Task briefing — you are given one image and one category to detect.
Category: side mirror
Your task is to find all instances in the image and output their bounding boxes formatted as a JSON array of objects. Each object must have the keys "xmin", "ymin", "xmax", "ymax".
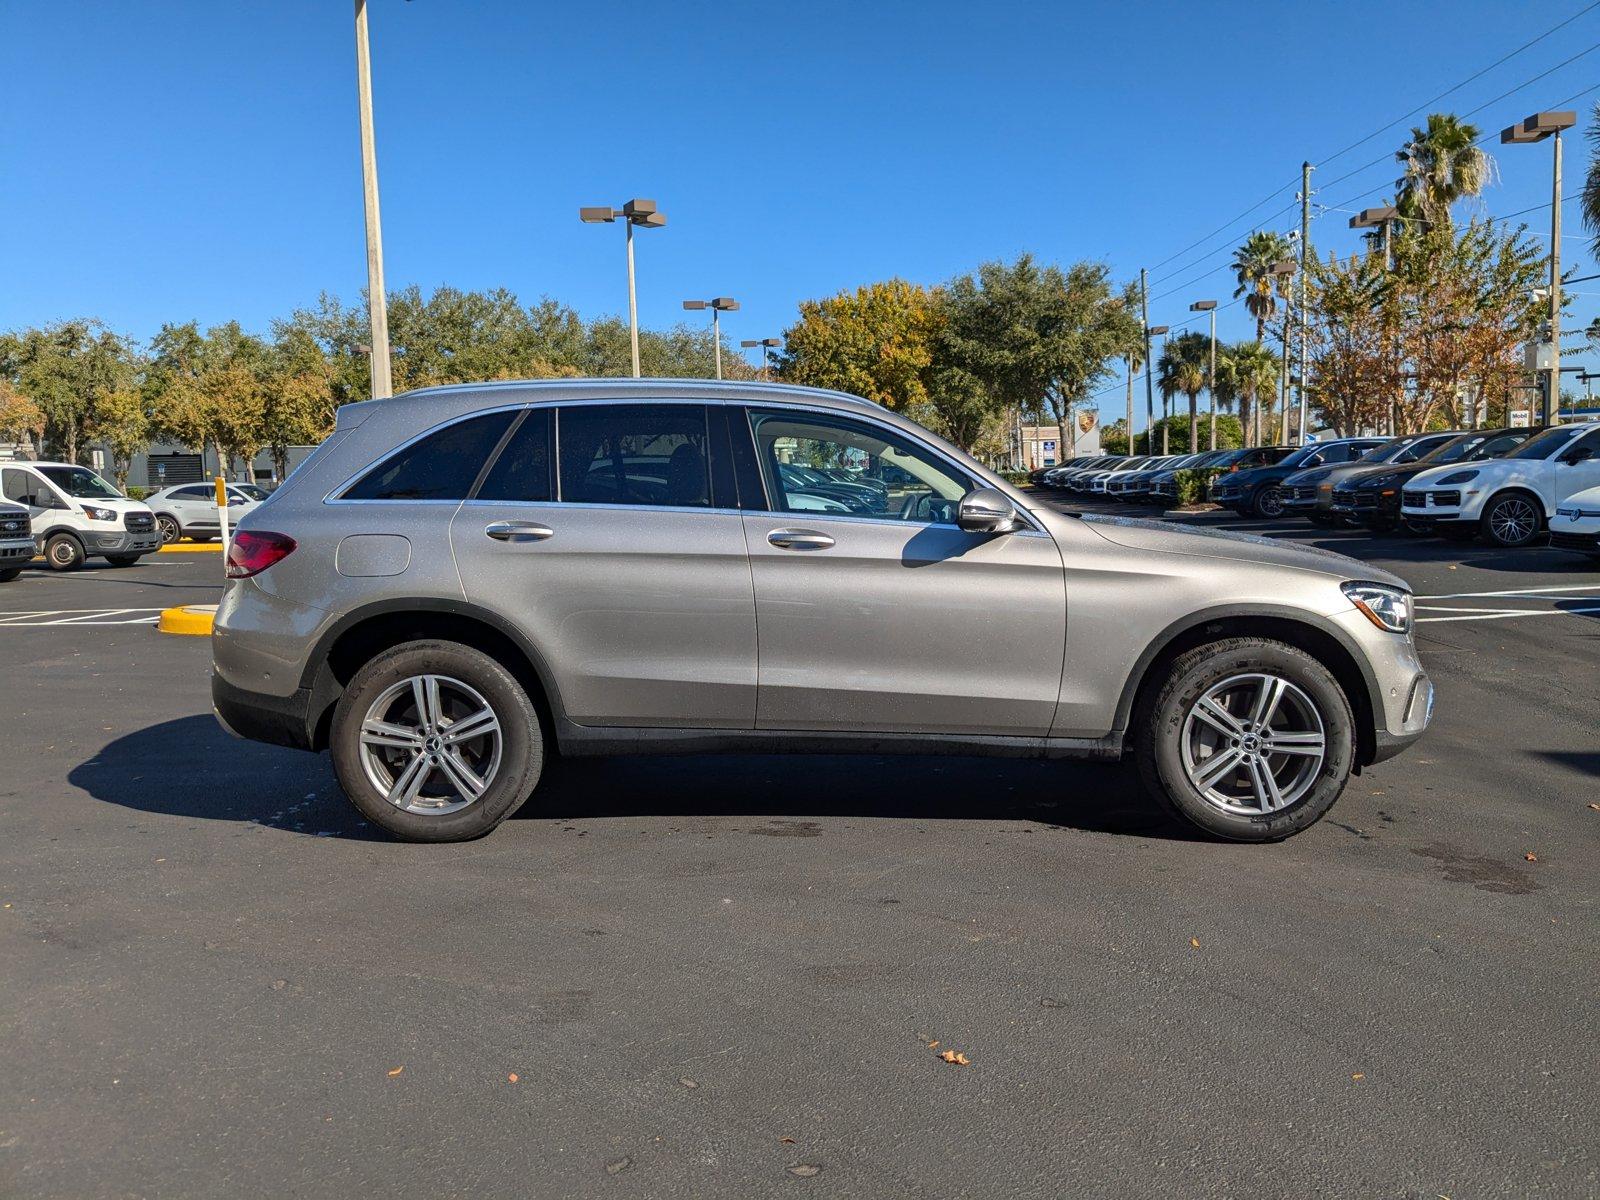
[
  {"xmin": 1560, "ymin": 446, "xmax": 1594, "ymax": 466},
  {"xmin": 957, "ymin": 487, "xmax": 1019, "ymax": 534}
]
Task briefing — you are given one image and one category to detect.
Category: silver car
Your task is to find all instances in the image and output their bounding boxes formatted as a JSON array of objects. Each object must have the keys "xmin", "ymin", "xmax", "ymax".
[{"xmin": 212, "ymin": 380, "xmax": 1432, "ymax": 843}]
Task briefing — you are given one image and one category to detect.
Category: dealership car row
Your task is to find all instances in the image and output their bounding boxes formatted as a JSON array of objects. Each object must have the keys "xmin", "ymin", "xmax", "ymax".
[{"xmin": 1034, "ymin": 419, "xmax": 1600, "ymax": 560}]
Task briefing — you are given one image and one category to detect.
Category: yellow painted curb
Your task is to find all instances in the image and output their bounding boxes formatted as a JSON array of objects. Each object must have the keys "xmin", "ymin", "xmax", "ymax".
[
  {"xmin": 158, "ymin": 604, "xmax": 217, "ymax": 636},
  {"xmin": 159, "ymin": 542, "xmax": 224, "ymax": 553}
]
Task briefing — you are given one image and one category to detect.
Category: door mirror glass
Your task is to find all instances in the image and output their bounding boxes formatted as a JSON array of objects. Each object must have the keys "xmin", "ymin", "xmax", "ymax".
[{"xmin": 957, "ymin": 487, "xmax": 1018, "ymax": 534}]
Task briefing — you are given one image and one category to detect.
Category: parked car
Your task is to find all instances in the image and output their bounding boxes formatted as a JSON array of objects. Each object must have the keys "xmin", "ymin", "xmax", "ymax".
[
  {"xmin": 1282, "ymin": 432, "xmax": 1460, "ymax": 525},
  {"xmin": 213, "ymin": 380, "xmax": 1431, "ymax": 845},
  {"xmin": 1401, "ymin": 421, "xmax": 1600, "ymax": 547},
  {"xmin": 0, "ymin": 461, "xmax": 161, "ymax": 570},
  {"xmin": 1211, "ymin": 438, "xmax": 1389, "ymax": 518},
  {"xmin": 1332, "ymin": 429, "xmax": 1532, "ymax": 530},
  {"xmin": 145, "ymin": 483, "xmax": 263, "ymax": 544},
  {"xmin": 0, "ymin": 502, "xmax": 33, "ymax": 582},
  {"xmin": 1104, "ymin": 455, "xmax": 1189, "ymax": 501},
  {"xmin": 1077, "ymin": 456, "xmax": 1150, "ymax": 495},
  {"xmin": 1550, "ymin": 483, "xmax": 1600, "ymax": 562},
  {"xmin": 1061, "ymin": 456, "xmax": 1125, "ymax": 492},
  {"xmin": 1041, "ymin": 457, "xmax": 1109, "ymax": 489},
  {"xmin": 1146, "ymin": 450, "xmax": 1237, "ymax": 506}
]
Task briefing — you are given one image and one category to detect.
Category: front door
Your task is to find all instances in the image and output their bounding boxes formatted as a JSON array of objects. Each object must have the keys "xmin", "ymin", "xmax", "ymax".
[
  {"xmin": 450, "ymin": 402, "xmax": 757, "ymax": 729},
  {"xmin": 737, "ymin": 406, "xmax": 1067, "ymax": 737}
]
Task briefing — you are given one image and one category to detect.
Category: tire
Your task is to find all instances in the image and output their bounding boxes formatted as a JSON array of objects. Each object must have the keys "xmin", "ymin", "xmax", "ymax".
[
  {"xmin": 155, "ymin": 514, "xmax": 181, "ymax": 544},
  {"xmin": 44, "ymin": 533, "xmax": 85, "ymax": 571},
  {"xmin": 1306, "ymin": 514, "xmax": 1336, "ymax": 528},
  {"xmin": 105, "ymin": 554, "xmax": 141, "ymax": 567},
  {"xmin": 330, "ymin": 640, "xmax": 544, "ymax": 842},
  {"xmin": 1134, "ymin": 638, "xmax": 1356, "ymax": 842},
  {"xmin": 1251, "ymin": 486, "xmax": 1286, "ymax": 518},
  {"xmin": 1479, "ymin": 492, "xmax": 1543, "ymax": 548},
  {"xmin": 0, "ymin": 567, "xmax": 21, "ymax": 583}
]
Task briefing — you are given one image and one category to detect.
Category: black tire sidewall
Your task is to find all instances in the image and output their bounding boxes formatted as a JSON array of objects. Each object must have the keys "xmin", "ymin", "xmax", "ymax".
[
  {"xmin": 1139, "ymin": 640, "xmax": 1356, "ymax": 841},
  {"xmin": 45, "ymin": 534, "xmax": 84, "ymax": 571},
  {"xmin": 331, "ymin": 640, "xmax": 543, "ymax": 842},
  {"xmin": 1253, "ymin": 487, "xmax": 1285, "ymax": 518},
  {"xmin": 0, "ymin": 568, "xmax": 20, "ymax": 582}
]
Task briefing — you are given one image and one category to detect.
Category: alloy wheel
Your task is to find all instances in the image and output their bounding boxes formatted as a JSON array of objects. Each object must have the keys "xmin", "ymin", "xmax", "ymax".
[
  {"xmin": 1488, "ymin": 497, "xmax": 1539, "ymax": 546},
  {"xmin": 157, "ymin": 515, "xmax": 180, "ymax": 544},
  {"xmin": 1180, "ymin": 673, "xmax": 1326, "ymax": 815},
  {"xmin": 357, "ymin": 674, "xmax": 503, "ymax": 816},
  {"xmin": 1256, "ymin": 487, "xmax": 1285, "ymax": 518}
]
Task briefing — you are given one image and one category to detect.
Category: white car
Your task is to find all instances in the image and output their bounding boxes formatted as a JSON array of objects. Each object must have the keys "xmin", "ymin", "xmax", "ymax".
[
  {"xmin": 0, "ymin": 461, "xmax": 162, "ymax": 570},
  {"xmin": 145, "ymin": 483, "xmax": 261, "ymax": 544},
  {"xmin": 1550, "ymin": 483, "xmax": 1600, "ymax": 563},
  {"xmin": 1400, "ymin": 422, "xmax": 1600, "ymax": 547}
]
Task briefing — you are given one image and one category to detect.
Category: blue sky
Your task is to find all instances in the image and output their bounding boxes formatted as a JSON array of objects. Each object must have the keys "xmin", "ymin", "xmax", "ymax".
[{"xmin": 3, "ymin": 0, "xmax": 1596, "ymax": 391}]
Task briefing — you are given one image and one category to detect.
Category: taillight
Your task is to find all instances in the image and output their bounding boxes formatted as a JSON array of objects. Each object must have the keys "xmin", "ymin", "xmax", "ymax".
[{"xmin": 227, "ymin": 530, "xmax": 297, "ymax": 578}]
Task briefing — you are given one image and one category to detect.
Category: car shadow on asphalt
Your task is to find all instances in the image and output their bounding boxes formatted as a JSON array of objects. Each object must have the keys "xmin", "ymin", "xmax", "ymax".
[{"xmin": 72, "ymin": 716, "xmax": 1197, "ymax": 842}]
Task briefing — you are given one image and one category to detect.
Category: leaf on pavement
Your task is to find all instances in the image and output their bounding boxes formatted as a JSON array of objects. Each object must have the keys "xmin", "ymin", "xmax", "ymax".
[
  {"xmin": 387, "ymin": 1066, "xmax": 404, "ymax": 1077},
  {"xmin": 1190, "ymin": 937, "xmax": 1201, "ymax": 948},
  {"xmin": 507, "ymin": 1073, "xmax": 519, "ymax": 1083},
  {"xmin": 938, "ymin": 1050, "xmax": 971, "ymax": 1065},
  {"xmin": 1351, "ymin": 1073, "xmax": 1365, "ymax": 1081},
  {"xmin": 1524, "ymin": 852, "xmax": 1537, "ymax": 862},
  {"xmin": 1587, "ymin": 803, "xmax": 1599, "ymax": 812}
]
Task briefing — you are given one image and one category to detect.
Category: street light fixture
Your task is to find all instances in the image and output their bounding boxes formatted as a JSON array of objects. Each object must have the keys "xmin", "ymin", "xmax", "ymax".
[
  {"xmin": 1501, "ymin": 110, "xmax": 1577, "ymax": 426},
  {"xmin": 580, "ymin": 199, "xmax": 669, "ymax": 379},
  {"xmin": 1147, "ymin": 325, "xmax": 1170, "ymax": 454},
  {"xmin": 1269, "ymin": 260, "xmax": 1298, "ymax": 444},
  {"xmin": 741, "ymin": 337, "xmax": 782, "ymax": 380},
  {"xmin": 1190, "ymin": 300, "xmax": 1218, "ymax": 452},
  {"xmin": 683, "ymin": 297, "xmax": 740, "ymax": 380}
]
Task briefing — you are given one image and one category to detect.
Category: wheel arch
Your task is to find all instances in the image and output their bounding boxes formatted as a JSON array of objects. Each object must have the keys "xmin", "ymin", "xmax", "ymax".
[
  {"xmin": 1116, "ymin": 604, "xmax": 1383, "ymax": 768},
  {"xmin": 1481, "ymin": 485, "xmax": 1548, "ymax": 524},
  {"xmin": 298, "ymin": 599, "xmax": 564, "ymax": 753}
]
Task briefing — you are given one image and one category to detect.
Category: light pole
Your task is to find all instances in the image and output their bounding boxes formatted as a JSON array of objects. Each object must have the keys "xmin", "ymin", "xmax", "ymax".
[
  {"xmin": 682, "ymin": 297, "xmax": 739, "ymax": 380},
  {"xmin": 1502, "ymin": 110, "xmax": 1577, "ymax": 426},
  {"xmin": 1190, "ymin": 300, "xmax": 1218, "ymax": 451},
  {"xmin": 741, "ymin": 338, "xmax": 782, "ymax": 380},
  {"xmin": 1349, "ymin": 205, "xmax": 1400, "ymax": 434},
  {"xmin": 1146, "ymin": 323, "xmax": 1168, "ymax": 454},
  {"xmin": 580, "ymin": 199, "xmax": 668, "ymax": 378},
  {"xmin": 353, "ymin": 0, "xmax": 392, "ymax": 400},
  {"xmin": 1270, "ymin": 260, "xmax": 1297, "ymax": 445}
]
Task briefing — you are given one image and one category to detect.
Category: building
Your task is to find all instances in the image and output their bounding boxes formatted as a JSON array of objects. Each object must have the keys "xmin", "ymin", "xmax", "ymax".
[{"xmin": 1018, "ymin": 423, "xmax": 1098, "ymax": 469}]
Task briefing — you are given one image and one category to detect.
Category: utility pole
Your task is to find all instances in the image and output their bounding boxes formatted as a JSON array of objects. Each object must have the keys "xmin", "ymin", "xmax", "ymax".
[
  {"xmin": 1549, "ymin": 126, "xmax": 1565, "ymax": 425},
  {"xmin": 353, "ymin": 0, "xmax": 392, "ymax": 400},
  {"xmin": 1297, "ymin": 161, "xmax": 1313, "ymax": 444},
  {"xmin": 1208, "ymin": 308, "xmax": 1218, "ymax": 451},
  {"xmin": 1140, "ymin": 269, "xmax": 1157, "ymax": 455}
]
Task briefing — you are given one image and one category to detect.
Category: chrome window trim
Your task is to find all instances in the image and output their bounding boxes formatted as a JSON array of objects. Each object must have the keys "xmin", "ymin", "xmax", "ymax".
[
  {"xmin": 459, "ymin": 498, "xmax": 745, "ymax": 518},
  {"xmin": 738, "ymin": 506, "xmax": 1052, "ymax": 538}
]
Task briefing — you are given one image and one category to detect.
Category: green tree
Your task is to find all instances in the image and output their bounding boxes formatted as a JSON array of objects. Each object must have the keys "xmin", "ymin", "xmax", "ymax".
[
  {"xmin": 1395, "ymin": 113, "xmax": 1490, "ymax": 228},
  {"xmin": 92, "ymin": 390, "xmax": 150, "ymax": 488},
  {"xmin": 1157, "ymin": 332, "xmax": 1210, "ymax": 451},
  {"xmin": 779, "ymin": 279, "xmax": 942, "ymax": 411},
  {"xmin": 1216, "ymin": 341, "xmax": 1281, "ymax": 445},
  {"xmin": 0, "ymin": 320, "xmax": 139, "ymax": 463},
  {"xmin": 1231, "ymin": 230, "xmax": 1294, "ymax": 344},
  {"xmin": 0, "ymin": 381, "xmax": 45, "ymax": 453},
  {"xmin": 1582, "ymin": 102, "xmax": 1600, "ymax": 268}
]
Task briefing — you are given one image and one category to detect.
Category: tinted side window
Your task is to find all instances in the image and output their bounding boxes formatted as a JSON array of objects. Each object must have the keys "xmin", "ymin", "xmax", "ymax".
[
  {"xmin": 558, "ymin": 404, "xmax": 711, "ymax": 508},
  {"xmin": 1568, "ymin": 429, "xmax": 1600, "ymax": 457},
  {"xmin": 477, "ymin": 410, "xmax": 553, "ymax": 502},
  {"xmin": 2, "ymin": 469, "xmax": 32, "ymax": 504},
  {"xmin": 345, "ymin": 411, "xmax": 516, "ymax": 501},
  {"xmin": 1469, "ymin": 433, "xmax": 1528, "ymax": 460},
  {"xmin": 174, "ymin": 486, "xmax": 210, "ymax": 499}
]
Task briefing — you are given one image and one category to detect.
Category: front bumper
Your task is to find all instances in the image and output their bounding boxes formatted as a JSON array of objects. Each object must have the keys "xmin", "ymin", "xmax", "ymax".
[
  {"xmin": 0, "ymin": 537, "xmax": 35, "ymax": 563},
  {"xmin": 1549, "ymin": 528, "xmax": 1600, "ymax": 553},
  {"xmin": 87, "ymin": 530, "xmax": 162, "ymax": 554}
]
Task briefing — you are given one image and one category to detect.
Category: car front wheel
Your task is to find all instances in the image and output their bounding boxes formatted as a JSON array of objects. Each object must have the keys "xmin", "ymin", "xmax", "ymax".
[
  {"xmin": 44, "ymin": 534, "xmax": 85, "ymax": 571},
  {"xmin": 1480, "ymin": 493, "xmax": 1543, "ymax": 548},
  {"xmin": 330, "ymin": 639, "xmax": 544, "ymax": 842},
  {"xmin": 1252, "ymin": 486, "xmax": 1286, "ymax": 518},
  {"xmin": 1135, "ymin": 638, "xmax": 1355, "ymax": 841},
  {"xmin": 155, "ymin": 514, "xmax": 181, "ymax": 544}
]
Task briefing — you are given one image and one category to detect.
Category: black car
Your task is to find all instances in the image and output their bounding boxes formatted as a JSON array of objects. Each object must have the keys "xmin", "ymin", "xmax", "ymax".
[
  {"xmin": 1334, "ymin": 428, "xmax": 1533, "ymax": 529},
  {"xmin": 1282, "ymin": 432, "xmax": 1460, "ymax": 525},
  {"xmin": 1211, "ymin": 438, "xmax": 1388, "ymax": 518},
  {"xmin": 1145, "ymin": 449, "xmax": 1239, "ymax": 504}
]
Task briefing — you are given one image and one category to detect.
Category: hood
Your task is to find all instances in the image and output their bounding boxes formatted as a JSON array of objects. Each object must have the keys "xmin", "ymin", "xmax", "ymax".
[
  {"xmin": 1282, "ymin": 464, "xmax": 1338, "ymax": 486},
  {"xmin": 1078, "ymin": 513, "xmax": 1407, "ymax": 588}
]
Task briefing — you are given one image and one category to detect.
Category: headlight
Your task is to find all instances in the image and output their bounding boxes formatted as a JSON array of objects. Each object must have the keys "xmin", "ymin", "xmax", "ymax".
[
  {"xmin": 1436, "ymin": 470, "xmax": 1478, "ymax": 486},
  {"xmin": 80, "ymin": 505, "xmax": 117, "ymax": 522},
  {"xmin": 1343, "ymin": 581, "xmax": 1412, "ymax": 634}
]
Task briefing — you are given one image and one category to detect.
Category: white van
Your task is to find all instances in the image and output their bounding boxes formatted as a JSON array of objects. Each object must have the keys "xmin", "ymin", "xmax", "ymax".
[{"xmin": 0, "ymin": 461, "xmax": 162, "ymax": 570}]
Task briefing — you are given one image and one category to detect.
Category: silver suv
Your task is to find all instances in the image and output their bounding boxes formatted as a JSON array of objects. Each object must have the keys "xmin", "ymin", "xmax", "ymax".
[{"xmin": 213, "ymin": 381, "xmax": 1432, "ymax": 843}]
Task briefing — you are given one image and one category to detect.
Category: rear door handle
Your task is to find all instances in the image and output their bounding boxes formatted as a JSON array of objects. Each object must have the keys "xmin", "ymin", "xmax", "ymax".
[
  {"xmin": 767, "ymin": 528, "xmax": 834, "ymax": 551},
  {"xmin": 485, "ymin": 520, "xmax": 554, "ymax": 543}
]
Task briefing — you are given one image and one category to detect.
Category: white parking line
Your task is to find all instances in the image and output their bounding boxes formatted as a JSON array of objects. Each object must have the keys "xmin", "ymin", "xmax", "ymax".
[
  {"xmin": 0, "ymin": 607, "xmax": 166, "ymax": 627},
  {"xmin": 1415, "ymin": 582, "xmax": 1600, "ymax": 623},
  {"xmin": 1418, "ymin": 583, "xmax": 1600, "ymax": 600}
]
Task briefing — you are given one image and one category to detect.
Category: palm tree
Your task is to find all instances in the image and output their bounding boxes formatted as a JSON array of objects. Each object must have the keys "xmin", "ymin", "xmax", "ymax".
[
  {"xmin": 1157, "ymin": 332, "xmax": 1210, "ymax": 452},
  {"xmin": 1231, "ymin": 231, "xmax": 1294, "ymax": 345},
  {"xmin": 1582, "ymin": 102, "xmax": 1600, "ymax": 268},
  {"xmin": 1395, "ymin": 113, "xmax": 1491, "ymax": 228},
  {"xmin": 1217, "ymin": 341, "xmax": 1282, "ymax": 446}
]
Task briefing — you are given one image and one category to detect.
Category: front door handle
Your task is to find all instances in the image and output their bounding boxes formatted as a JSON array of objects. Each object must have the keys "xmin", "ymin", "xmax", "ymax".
[
  {"xmin": 767, "ymin": 528, "xmax": 835, "ymax": 551},
  {"xmin": 484, "ymin": 520, "xmax": 554, "ymax": 543}
]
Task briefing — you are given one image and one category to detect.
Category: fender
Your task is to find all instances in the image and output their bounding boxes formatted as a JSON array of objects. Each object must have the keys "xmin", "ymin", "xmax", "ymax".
[
  {"xmin": 33, "ymin": 525, "xmax": 85, "ymax": 551},
  {"xmin": 1110, "ymin": 602, "xmax": 1385, "ymax": 738}
]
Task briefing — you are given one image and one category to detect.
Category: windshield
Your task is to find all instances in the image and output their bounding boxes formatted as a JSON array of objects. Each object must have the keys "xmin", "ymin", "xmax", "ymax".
[
  {"xmin": 1506, "ymin": 425, "xmax": 1586, "ymax": 460},
  {"xmin": 1277, "ymin": 445, "xmax": 1325, "ymax": 469},
  {"xmin": 1208, "ymin": 450, "xmax": 1248, "ymax": 467},
  {"xmin": 1360, "ymin": 438, "xmax": 1421, "ymax": 465},
  {"xmin": 38, "ymin": 466, "xmax": 122, "ymax": 500}
]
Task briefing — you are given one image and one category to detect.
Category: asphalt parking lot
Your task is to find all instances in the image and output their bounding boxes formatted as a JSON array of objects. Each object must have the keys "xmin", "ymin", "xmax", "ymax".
[{"xmin": 2, "ymin": 518, "xmax": 1597, "ymax": 1199}]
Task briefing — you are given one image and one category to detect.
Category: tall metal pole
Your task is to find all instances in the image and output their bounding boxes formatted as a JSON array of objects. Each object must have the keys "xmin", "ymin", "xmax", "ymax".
[
  {"xmin": 1548, "ymin": 129, "xmax": 1564, "ymax": 425},
  {"xmin": 1297, "ymin": 161, "xmax": 1313, "ymax": 444},
  {"xmin": 1278, "ymin": 312, "xmax": 1291, "ymax": 446},
  {"xmin": 712, "ymin": 307, "xmax": 722, "ymax": 380},
  {"xmin": 1207, "ymin": 309, "xmax": 1218, "ymax": 451},
  {"xmin": 1140, "ymin": 268, "xmax": 1156, "ymax": 455},
  {"xmin": 1383, "ymin": 218, "xmax": 1396, "ymax": 436},
  {"xmin": 1162, "ymin": 332, "xmax": 1172, "ymax": 455},
  {"xmin": 625, "ymin": 220, "xmax": 641, "ymax": 378},
  {"xmin": 354, "ymin": 0, "xmax": 392, "ymax": 400}
]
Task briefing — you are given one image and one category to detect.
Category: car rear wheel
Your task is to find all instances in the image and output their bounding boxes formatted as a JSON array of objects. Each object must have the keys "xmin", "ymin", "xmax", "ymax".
[
  {"xmin": 0, "ymin": 567, "xmax": 21, "ymax": 583},
  {"xmin": 1251, "ymin": 486, "xmax": 1286, "ymax": 518},
  {"xmin": 44, "ymin": 533, "xmax": 84, "ymax": 571},
  {"xmin": 155, "ymin": 514, "xmax": 181, "ymax": 544},
  {"xmin": 331, "ymin": 640, "xmax": 543, "ymax": 842},
  {"xmin": 1480, "ymin": 493, "xmax": 1543, "ymax": 548},
  {"xmin": 1135, "ymin": 638, "xmax": 1355, "ymax": 841}
]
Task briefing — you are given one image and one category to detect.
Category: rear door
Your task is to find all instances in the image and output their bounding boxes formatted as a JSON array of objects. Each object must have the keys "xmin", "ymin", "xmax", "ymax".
[
  {"xmin": 450, "ymin": 401, "xmax": 756, "ymax": 729},
  {"xmin": 736, "ymin": 405, "xmax": 1066, "ymax": 736}
]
